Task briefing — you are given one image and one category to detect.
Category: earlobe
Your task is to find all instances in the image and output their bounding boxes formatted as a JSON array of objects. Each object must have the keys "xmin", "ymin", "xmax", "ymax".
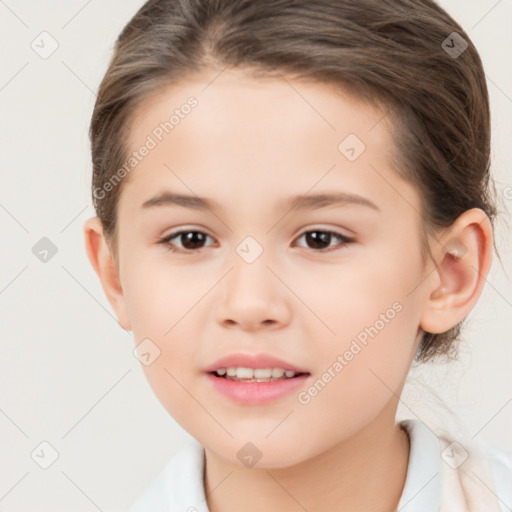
[
  {"xmin": 83, "ymin": 217, "xmax": 132, "ymax": 331},
  {"xmin": 419, "ymin": 208, "xmax": 493, "ymax": 334}
]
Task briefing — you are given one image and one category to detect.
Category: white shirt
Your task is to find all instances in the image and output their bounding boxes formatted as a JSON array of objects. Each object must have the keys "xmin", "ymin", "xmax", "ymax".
[{"xmin": 128, "ymin": 419, "xmax": 511, "ymax": 512}]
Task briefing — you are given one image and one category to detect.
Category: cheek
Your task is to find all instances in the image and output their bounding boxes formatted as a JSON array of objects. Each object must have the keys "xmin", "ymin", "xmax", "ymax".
[
  {"xmin": 119, "ymin": 259, "xmax": 206, "ymax": 411},
  {"xmin": 121, "ymin": 255, "xmax": 206, "ymax": 337},
  {"xmin": 296, "ymin": 247, "xmax": 420, "ymax": 420},
  {"xmin": 298, "ymin": 246, "xmax": 414, "ymax": 345}
]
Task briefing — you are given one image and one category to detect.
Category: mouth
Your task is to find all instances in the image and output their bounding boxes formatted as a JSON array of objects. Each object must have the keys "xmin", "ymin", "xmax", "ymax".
[
  {"xmin": 208, "ymin": 367, "xmax": 310, "ymax": 383},
  {"xmin": 203, "ymin": 353, "xmax": 311, "ymax": 404}
]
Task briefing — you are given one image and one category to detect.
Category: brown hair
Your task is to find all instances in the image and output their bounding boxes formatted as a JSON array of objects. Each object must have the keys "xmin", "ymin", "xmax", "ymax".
[{"xmin": 89, "ymin": 0, "xmax": 502, "ymax": 363}]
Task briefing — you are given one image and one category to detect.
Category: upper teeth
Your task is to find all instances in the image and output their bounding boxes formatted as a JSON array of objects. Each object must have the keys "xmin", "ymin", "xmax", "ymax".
[{"xmin": 215, "ymin": 367, "xmax": 297, "ymax": 379}]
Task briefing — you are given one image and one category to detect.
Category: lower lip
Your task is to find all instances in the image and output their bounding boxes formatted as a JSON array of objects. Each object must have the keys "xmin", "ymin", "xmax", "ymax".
[{"xmin": 206, "ymin": 373, "xmax": 310, "ymax": 405}]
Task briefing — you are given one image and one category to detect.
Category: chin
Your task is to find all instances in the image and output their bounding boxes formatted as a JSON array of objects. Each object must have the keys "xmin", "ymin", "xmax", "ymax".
[{"xmin": 204, "ymin": 436, "xmax": 314, "ymax": 470}]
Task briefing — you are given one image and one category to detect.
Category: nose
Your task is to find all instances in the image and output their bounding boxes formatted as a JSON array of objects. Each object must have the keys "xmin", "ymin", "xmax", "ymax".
[{"xmin": 214, "ymin": 256, "xmax": 291, "ymax": 331}]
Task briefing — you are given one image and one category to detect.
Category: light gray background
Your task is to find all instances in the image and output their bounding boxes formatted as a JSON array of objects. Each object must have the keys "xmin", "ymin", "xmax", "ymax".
[{"xmin": 1, "ymin": 1, "xmax": 511, "ymax": 510}]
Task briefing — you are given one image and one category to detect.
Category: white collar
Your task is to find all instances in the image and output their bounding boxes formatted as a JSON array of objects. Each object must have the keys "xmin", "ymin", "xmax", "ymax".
[{"xmin": 397, "ymin": 418, "xmax": 443, "ymax": 511}]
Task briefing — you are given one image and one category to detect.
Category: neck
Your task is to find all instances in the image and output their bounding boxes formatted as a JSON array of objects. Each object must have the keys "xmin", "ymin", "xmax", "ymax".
[{"xmin": 204, "ymin": 400, "xmax": 410, "ymax": 512}]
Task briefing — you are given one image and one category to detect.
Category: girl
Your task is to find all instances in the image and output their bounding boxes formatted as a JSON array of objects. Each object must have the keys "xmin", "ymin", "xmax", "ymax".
[{"xmin": 83, "ymin": 0, "xmax": 511, "ymax": 510}]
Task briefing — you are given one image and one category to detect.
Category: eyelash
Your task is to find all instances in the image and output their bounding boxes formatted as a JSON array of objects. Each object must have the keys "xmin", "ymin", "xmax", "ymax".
[{"xmin": 157, "ymin": 228, "xmax": 355, "ymax": 254}]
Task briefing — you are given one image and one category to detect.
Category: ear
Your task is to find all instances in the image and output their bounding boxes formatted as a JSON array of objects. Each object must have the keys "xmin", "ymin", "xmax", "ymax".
[
  {"xmin": 420, "ymin": 208, "xmax": 493, "ymax": 334},
  {"xmin": 83, "ymin": 217, "xmax": 132, "ymax": 331}
]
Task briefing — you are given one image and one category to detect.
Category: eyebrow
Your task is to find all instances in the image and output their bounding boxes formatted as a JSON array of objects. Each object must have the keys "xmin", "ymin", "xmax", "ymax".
[{"xmin": 141, "ymin": 191, "xmax": 380, "ymax": 212}]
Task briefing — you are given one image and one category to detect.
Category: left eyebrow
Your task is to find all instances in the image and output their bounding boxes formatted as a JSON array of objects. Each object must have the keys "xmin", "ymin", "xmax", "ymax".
[
  {"xmin": 286, "ymin": 192, "xmax": 380, "ymax": 212},
  {"xmin": 141, "ymin": 190, "xmax": 380, "ymax": 213}
]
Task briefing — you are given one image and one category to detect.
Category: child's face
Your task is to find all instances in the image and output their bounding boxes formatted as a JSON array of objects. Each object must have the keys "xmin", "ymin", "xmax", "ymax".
[{"xmin": 113, "ymin": 69, "xmax": 431, "ymax": 466}]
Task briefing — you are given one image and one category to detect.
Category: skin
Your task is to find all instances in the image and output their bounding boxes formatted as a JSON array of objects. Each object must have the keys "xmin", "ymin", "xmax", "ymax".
[{"xmin": 84, "ymin": 68, "xmax": 493, "ymax": 512}]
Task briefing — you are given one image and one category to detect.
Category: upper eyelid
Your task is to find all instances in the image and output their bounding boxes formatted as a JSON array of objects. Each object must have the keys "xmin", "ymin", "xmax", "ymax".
[{"xmin": 161, "ymin": 228, "xmax": 215, "ymax": 242}]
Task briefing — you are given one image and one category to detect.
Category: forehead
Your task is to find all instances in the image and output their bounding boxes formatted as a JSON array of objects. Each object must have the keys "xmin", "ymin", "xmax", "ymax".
[
  {"xmin": 120, "ymin": 69, "xmax": 417, "ymax": 219},
  {"xmin": 128, "ymin": 69, "xmax": 390, "ymax": 151}
]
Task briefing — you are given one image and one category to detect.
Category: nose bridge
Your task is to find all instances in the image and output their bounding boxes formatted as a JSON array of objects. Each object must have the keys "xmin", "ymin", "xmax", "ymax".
[
  {"xmin": 229, "ymin": 233, "xmax": 274, "ymax": 298},
  {"xmin": 214, "ymin": 232, "xmax": 290, "ymax": 328}
]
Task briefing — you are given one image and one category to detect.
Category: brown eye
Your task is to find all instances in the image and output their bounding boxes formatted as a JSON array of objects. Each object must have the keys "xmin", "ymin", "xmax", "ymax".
[
  {"xmin": 295, "ymin": 229, "xmax": 354, "ymax": 252},
  {"xmin": 158, "ymin": 230, "xmax": 214, "ymax": 253}
]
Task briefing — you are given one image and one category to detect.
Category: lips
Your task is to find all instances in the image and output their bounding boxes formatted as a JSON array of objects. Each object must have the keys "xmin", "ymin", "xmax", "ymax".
[{"xmin": 203, "ymin": 352, "xmax": 310, "ymax": 375}]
